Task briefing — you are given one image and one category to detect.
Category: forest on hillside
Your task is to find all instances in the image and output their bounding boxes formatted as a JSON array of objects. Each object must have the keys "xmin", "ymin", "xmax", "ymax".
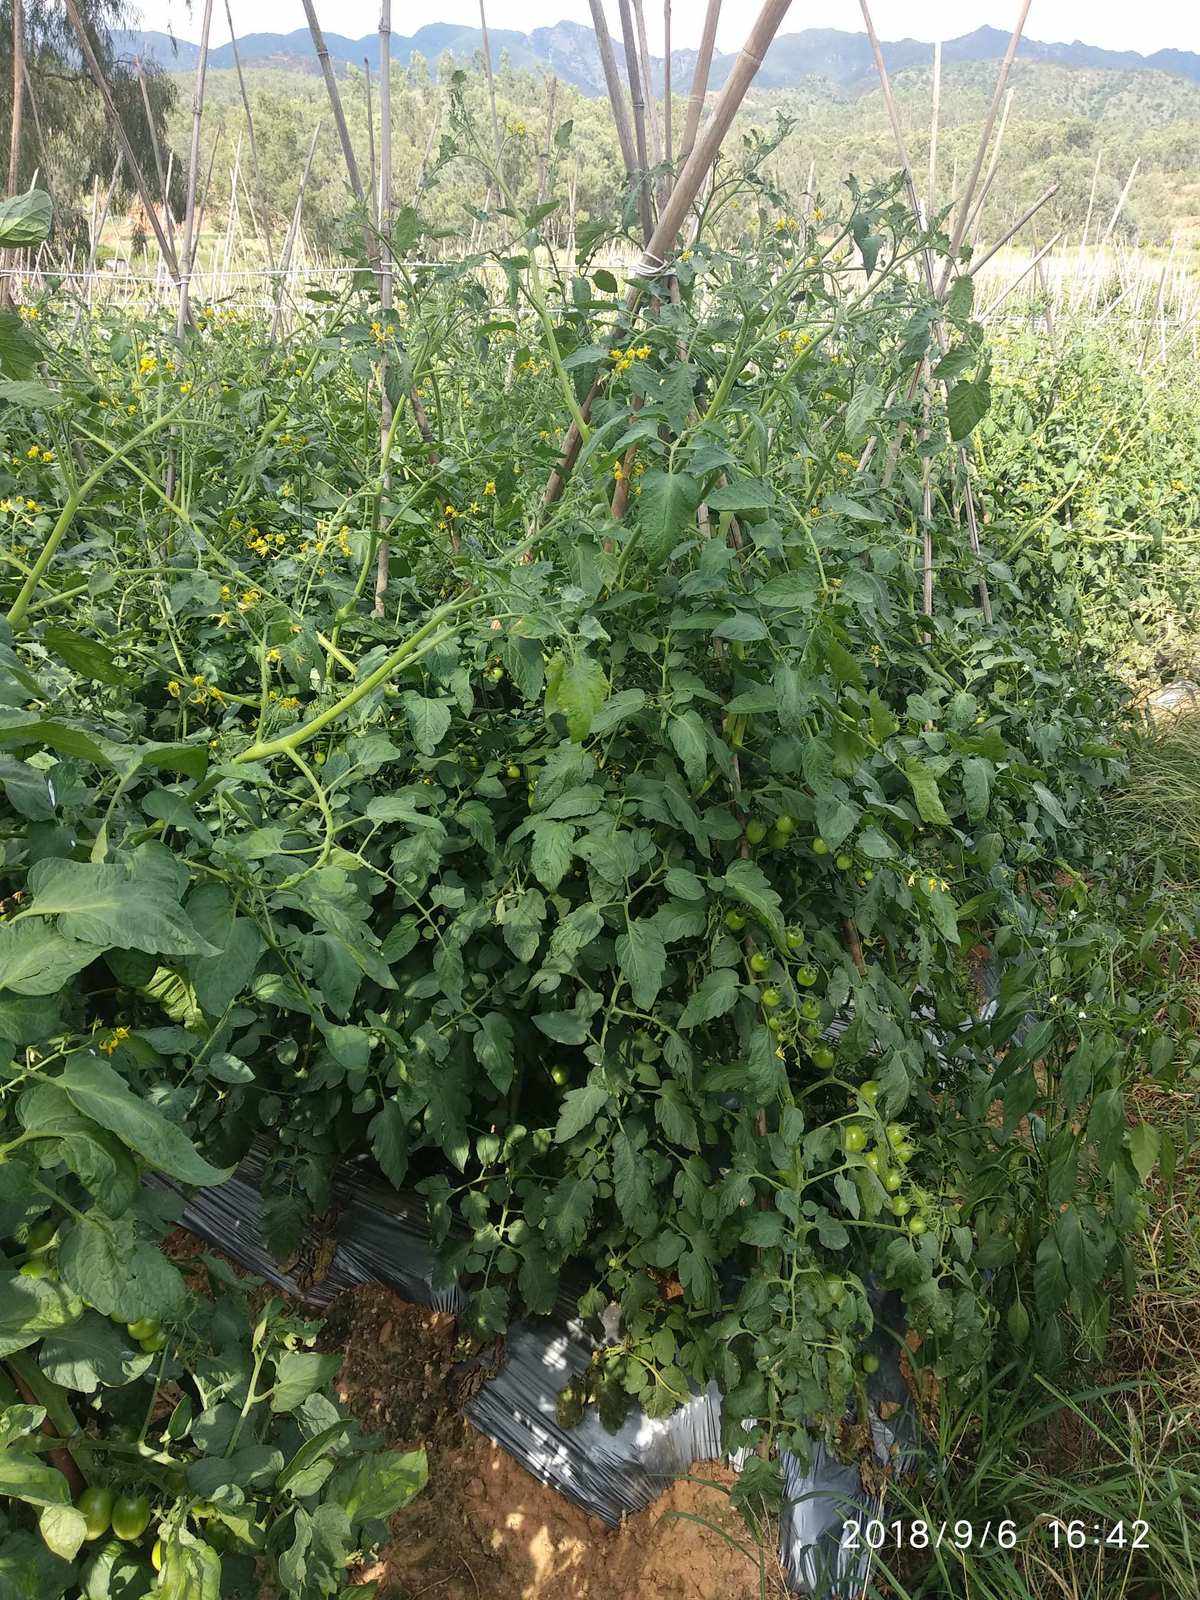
[{"xmin": 137, "ymin": 53, "xmax": 1200, "ymax": 261}]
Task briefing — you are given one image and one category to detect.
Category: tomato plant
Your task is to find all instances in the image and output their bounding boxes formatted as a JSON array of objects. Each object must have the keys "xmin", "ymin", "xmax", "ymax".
[{"xmin": 0, "ymin": 130, "xmax": 1182, "ymax": 1496}]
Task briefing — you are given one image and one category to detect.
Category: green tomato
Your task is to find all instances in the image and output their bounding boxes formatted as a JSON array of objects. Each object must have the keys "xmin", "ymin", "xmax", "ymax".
[
  {"xmin": 19, "ymin": 1256, "xmax": 55, "ymax": 1279},
  {"xmin": 859, "ymin": 1080, "xmax": 880, "ymax": 1105},
  {"xmin": 883, "ymin": 1168, "xmax": 903, "ymax": 1193},
  {"xmin": 488, "ymin": 666, "xmax": 505, "ymax": 682},
  {"xmin": 843, "ymin": 1124, "xmax": 868, "ymax": 1154},
  {"xmin": 835, "ymin": 853, "xmax": 852, "ymax": 870},
  {"xmin": 126, "ymin": 1318, "xmax": 160, "ymax": 1343},
  {"xmin": 890, "ymin": 1195, "xmax": 912, "ymax": 1217},
  {"xmin": 776, "ymin": 814, "xmax": 796, "ymax": 837},
  {"xmin": 139, "ymin": 1329, "xmax": 168, "ymax": 1354},
  {"xmin": 810, "ymin": 1044, "xmax": 835, "ymax": 1071},
  {"xmin": 795, "ymin": 965, "xmax": 817, "ymax": 988},
  {"xmin": 725, "ymin": 910, "xmax": 747, "ymax": 932},
  {"xmin": 505, "ymin": 763, "xmax": 521, "ymax": 779},
  {"xmin": 151, "ymin": 1540, "xmax": 163, "ymax": 1572},
  {"xmin": 767, "ymin": 1014, "xmax": 784, "ymax": 1035},
  {"xmin": 812, "ymin": 837, "xmax": 830, "ymax": 856},
  {"xmin": 111, "ymin": 1494, "xmax": 151, "ymax": 1542},
  {"xmin": 745, "ymin": 819, "xmax": 767, "ymax": 845},
  {"xmin": 749, "ymin": 952, "xmax": 769, "ymax": 975},
  {"xmin": 885, "ymin": 1123, "xmax": 907, "ymax": 1150},
  {"xmin": 785, "ymin": 928, "xmax": 806, "ymax": 952},
  {"xmin": 825, "ymin": 1276, "xmax": 845, "ymax": 1306},
  {"xmin": 908, "ymin": 1215, "xmax": 927, "ymax": 1236},
  {"xmin": 895, "ymin": 1141, "xmax": 916, "ymax": 1164},
  {"xmin": 799, "ymin": 998, "xmax": 820, "ymax": 1022},
  {"xmin": 768, "ymin": 828, "xmax": 789, "ymax": 850},
  {"xmin": 78, "ymin": 1486, "xmax": 113, "ymax": 1542},
  {"xmin": 863, "ymin": 1147, "xmax": 883, "ymax": 1172},
  {"xmin": 861, "ymin": 1352, "xmax": 880, "ymax": 1375},
  {"xmin": 549, "ymin": 1065, "xmax": 569, "ymax": 1087},
  {"xmin": 761, "ymin": 987, "xmax": 781, "ymax": 1009}
]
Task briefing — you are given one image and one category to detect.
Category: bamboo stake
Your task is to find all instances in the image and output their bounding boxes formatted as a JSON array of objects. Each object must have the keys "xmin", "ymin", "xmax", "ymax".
[
  {"xmin": 618, "ymin": 0, "xmax": 654, "ymax": 241},
  {"xmin": 8, "ymin": 0, "xmax": 23, "ymax": 190},
  {"xmin": 135, "ymin": 58, "xmax": 178, "ymax": 264},
  {"xmin": 300, "ymin": 0, "xmax": 365, "ymax": 201},
  {"xmin": 19, "ymin": 62, "xmax": 50, "ymax": 204},
  {"xmin": 858, "ymin": 0, "xmax": 992, "ymax": 622},
  {"xmin": 588, "ymin": 0, "xmax": 638, "ymax": 188},
  {"xmin": 416, "ymin": 90, "xmax": 441, "ymax": 195},
  {"xmin": 1101, "ymin": 157, "xmax": 1139, "ymax": 245},
  {"xmin": 1, "ymin": 0, "xmax": 25, "ymax": 307},
  {"xmin": 546, "ymin": 0, "xmax": 794, "ymax": 508},
  {"xmin": 964, "ymin": 85, "xmax": 1013, "ymax": 243},
  {"xmin": 926, "ymin": 39, "xmax": 940, "ymax": 218},
  {"xmin": 224, "ymin": 1, "xmax": 275, "ymax": 260},
  {"xmin": 176, "ymin": 0, "xmax": 215, "ymax": 337},
  {"xmin": 680, "ymin": 0, "xmax": 721, "ymax": 164},
  {"xmin": 270, "ymin": 121, "xmax": 321, "ymax": 340},
  {"xmin": 374, "ymin": 0, "xmax": 394, "ymax": 618},
  {"xmin": 1080, "ymin": 145, "xmax": 1101, "ymax": 253},
  {"xmin": 937, "ymin": 0, "xmax": 1032, "ymax": 297},
  {"xmin": 191, "ymin": 125, "xmax": 224, "ymax": 292},
  {"xmin": 981, "ymin": 232, "xmax": 1061, "ymax": 319},
  {"xmin": 364, "ymin": 60, "xmax": 377, "ymax": 213},
  {"xmin": 632, "ymin": 0, "xmax": 663, "ymax": 178},
  {"xmin": 477, "ymin": 0, "xmax": 502, "ymax": 159},
  {"xmin": 663, "ymin": 0, "xmax": 672, "ymax": 173},
  {"xmin": 63, "ymin": 0, "xmax": 181, "ymax": 278},
  {"xmin": 536, "ymin": 74, "xmax": 558, "ymax": 205},
  {"xmin": 969, "ymin": 183, "xmax": 1059, "ymax": 277}
]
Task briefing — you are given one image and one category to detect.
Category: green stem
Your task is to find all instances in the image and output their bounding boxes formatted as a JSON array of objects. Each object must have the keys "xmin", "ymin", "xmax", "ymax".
[
  {"xmin": 234, "ymin": 599, "xmax": 480, "ymax": 765},
  {"xmin": 6, "ymin": 407, "xmax": 185, "ymax": 629}
]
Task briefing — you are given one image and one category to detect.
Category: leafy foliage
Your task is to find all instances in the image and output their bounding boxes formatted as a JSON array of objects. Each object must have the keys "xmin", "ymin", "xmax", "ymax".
[{"xmin": 0, "ymin": 126, "xmax": 1185, "ymax": 1506}]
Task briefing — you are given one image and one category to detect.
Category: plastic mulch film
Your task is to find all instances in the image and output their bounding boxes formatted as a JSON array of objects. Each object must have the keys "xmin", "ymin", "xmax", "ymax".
[{"xmin": 173, "ymin": 1153, "xmax": 914, "ymax": 1597}]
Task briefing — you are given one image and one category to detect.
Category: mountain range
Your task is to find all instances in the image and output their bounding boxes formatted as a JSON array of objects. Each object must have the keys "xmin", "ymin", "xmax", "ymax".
[{"xmin": 112, "ymin": 20, "xmax": 1200, "ymax": 98}]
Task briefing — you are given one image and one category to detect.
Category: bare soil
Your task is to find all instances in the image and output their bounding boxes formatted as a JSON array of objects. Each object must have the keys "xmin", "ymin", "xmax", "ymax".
[{"xmin": 319, "ymin": 1285, "xmax": 788, "ymax": 1600}]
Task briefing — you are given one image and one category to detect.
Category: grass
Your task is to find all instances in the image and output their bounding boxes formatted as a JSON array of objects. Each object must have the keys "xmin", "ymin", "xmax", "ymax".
[{"xmin": 856, "ymin": 718, "xmax": 1200, "ymax": 1600}]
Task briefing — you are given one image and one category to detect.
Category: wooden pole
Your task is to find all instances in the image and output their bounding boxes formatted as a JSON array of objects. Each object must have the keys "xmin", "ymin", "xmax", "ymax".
[
  {"xmin": 927, "ymin": 40, "xmax": 940, "ymax": 217},
  {"xmin": 135, "ymin": 58, "xmax": 178, "ymax": 263},
  {"xmin": 969, "ymin": 183, "xmax": 1059, "ymax": 277},
  {"xmin": 224, "ymin": 0, "xmax": 275, "ymax": 259},
  {"xmin": 535, "ymin": 74, "xmax": 558, "ymax": 205},
  {"xmin": 364, "ymin": 59, "xmax": 377, "ymax": 214},
  {"xmin": 663, "ymin": 0, "xmax": 672, "ymax": 173},
  {"xmin": 300, "ymin": 0, "xmax": 364, "ymax": 200},
  {"xmin": 964, "ymin": 86, "xmax": 1013, "ymax": 244},
  {"xmin": 374, "ymin": 0, "xmax": 394, "ymax": 618},
  {"xmin": 588, "ymin": 0, "xmax": 637, "ymax": 183},
  {"xmin": 632, "ymin": 0, "xmax": 662, "ymax": 178},
  {"xmin": 177, "ymin": 0, "xmax": 214, "ymax": 337},
  {"xmin": 19, "ymin": 60, "xmax": 49, "ymax": 195},
  {"xmin": 176, "ymin": 0, "xmax": 214, "ymax": 336},
  {"xmin": 1101, "ymin": 157, "xmax": 1139, "ymax": 245},
  {"xmin": 62, "ymin": 0, "xmax": 181, "ymax": 278},
  {"xmin": 8, "ymin": 0, "xmax": 24, "ymax": 191},
  {"xmin": 618, "ymin": 0, "xmax": 654, "ymax": 241},
  {"xmin": 546, "ymin": 0, "xmax": 794, "ymax": 507},
  {"xmin": 270, "ymin": 121, "xmax": 320, "ymax": 340},
  {"xmin": 938, "ymin": 0, "xmax": 1032, "ymax": 296},
  {"xmin": 477, "ymin": 0, "xmax": 502, "ymax": 159},
  {"xmin": 680, "ymin": 0, "xmax": 721, "ymax": 163}
]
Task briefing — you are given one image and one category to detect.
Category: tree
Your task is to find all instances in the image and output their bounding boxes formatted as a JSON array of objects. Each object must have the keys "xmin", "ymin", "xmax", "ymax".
[{"xmin": 0, "ymin": 0, "xmax": 176, "ymax": 244}]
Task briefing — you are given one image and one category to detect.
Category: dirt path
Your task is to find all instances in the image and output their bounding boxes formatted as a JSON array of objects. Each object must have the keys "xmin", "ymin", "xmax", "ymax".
[{"xmin": 320, "ymin": 1286, "xmax": 788, "ymax": 1600}]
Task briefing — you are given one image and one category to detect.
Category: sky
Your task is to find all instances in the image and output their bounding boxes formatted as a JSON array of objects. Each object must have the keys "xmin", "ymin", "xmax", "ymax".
[{"xmin": 135, "ymin": 0, "xmax": 1200, "ymax": 57}]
